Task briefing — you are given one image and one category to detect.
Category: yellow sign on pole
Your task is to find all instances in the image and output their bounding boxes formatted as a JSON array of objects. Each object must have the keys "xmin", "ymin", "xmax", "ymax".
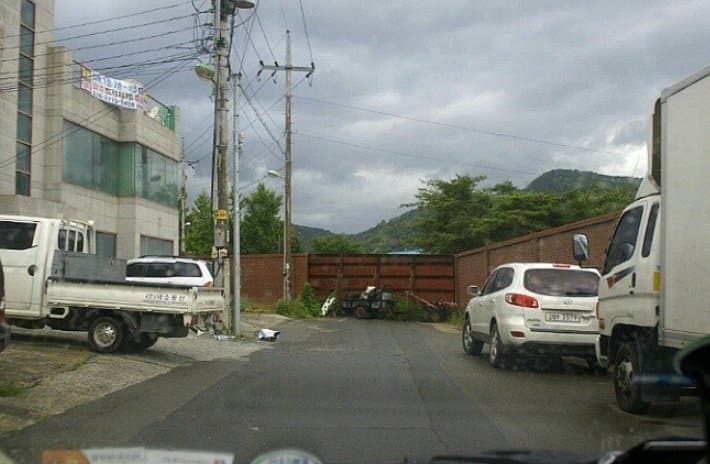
[{"xmin": 214, "ymin": 209, "xmax": 228, "ymax": 221}]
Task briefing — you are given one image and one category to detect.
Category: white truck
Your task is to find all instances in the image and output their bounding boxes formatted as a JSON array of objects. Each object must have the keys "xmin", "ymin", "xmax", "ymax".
[
  {"xmin": 0, "ymin": 215, "xmax": 225, "ymax": 353},
  {"xmin": 574, "ymin": 65, "xmax": 710, "ymax": 413}
]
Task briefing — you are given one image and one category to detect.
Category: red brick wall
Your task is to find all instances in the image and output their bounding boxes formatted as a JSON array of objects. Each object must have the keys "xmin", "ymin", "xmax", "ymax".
[{"xmin": 454, "ymin": 211, "xmax": 619, "ymax": 305}]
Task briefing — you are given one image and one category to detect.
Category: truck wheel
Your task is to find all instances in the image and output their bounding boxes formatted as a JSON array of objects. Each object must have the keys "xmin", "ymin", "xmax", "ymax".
[
  {"xmin": 462, "ymin": 319, "xmax": 483, "ymax": 356},
  {"xmin": 88, "ymin": 317, "xmax": 124, "ymax": 353},
  {"xmin": 614, "ymin": 341, "xmax": 651, "ymax": 413},
  {"xmin": 354, "ymin": 304, "xmax": 369, "ymax": 319},
  {"xmin": 120, "ymin": 333, "xmax": 158, "ymax": 353},
  {"xmin": 488, "ymin": 322, "xmax": 506, "ymax": 368}
]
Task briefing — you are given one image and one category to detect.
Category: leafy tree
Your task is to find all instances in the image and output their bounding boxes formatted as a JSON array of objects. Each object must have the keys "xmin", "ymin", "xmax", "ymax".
[
  {"xmin": 409, "ymin": 175, "xmax": 636, "ymax": 254},
  {"xmin": 408, "ymin": 175, "xmax": 492, "ymax": 253},
  {"xmin": 311, "ymin": 234, "xmax": 363, "ymax": 254},
  {"xmin": 185, "ymin": 191, "xmax": 213, "ymax": 255},
  {"xmin": 239, "ymin": 183, "xmax": 303, "ymax": 254}
]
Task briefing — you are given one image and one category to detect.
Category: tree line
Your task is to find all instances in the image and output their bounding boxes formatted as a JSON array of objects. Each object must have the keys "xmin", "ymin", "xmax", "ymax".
[{"xmin": 183, "ymin": 175, "xmax": 635, "ymax": 256}]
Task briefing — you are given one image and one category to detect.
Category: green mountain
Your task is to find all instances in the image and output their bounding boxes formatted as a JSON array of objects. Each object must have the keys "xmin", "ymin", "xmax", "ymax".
[
  {"xmin": 526, "ymin": 169, "xmax": 640, "ymax": 193},
  {"xmin": 350, "ymin": 208, "xmax": 420, "ymax": 253},
  {"xmin": 295, "ymin": 169, "xmax": 641, "ymax": 254},
  {"xmin": 294, "ymin": 224, "xmax": 332, "ymax": 251}
]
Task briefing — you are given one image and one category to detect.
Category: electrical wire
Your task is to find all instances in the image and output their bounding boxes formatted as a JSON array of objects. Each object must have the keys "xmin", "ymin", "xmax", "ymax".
[
  {"xmin": 298, "ymin": 0, "xmax": 314, "ymax": 65},
  {"xmin": 0, "ymin": 24, "xmax": 201, "ymax": 67},
  {"xmin": 1, "ymin": 13, "xmax": 199, "ymax": 53},
  {"xmin": 255, "ymin": 10, "xmax": 277, "ymax": 63},
  {"xmin": 0, "ymin": 54, "xmax": 203, "ymax": 93},
  {"xmin": 292, "ymin": 95, "xmax": 627, "ymax": 157},
  {"xmin": 293, "ymin": 132, "xmax": 538, "ymax": 176},
  {"xmin": 240, "ymin": 83, "xmax": 284, "ymax": 154},
  {"xmin": 2, "ymin": 1, "xmax": 194, "ymax": 40},
  {"xmin": 0, "ymin": 54, "xmax": 200, "ymax": 170}
]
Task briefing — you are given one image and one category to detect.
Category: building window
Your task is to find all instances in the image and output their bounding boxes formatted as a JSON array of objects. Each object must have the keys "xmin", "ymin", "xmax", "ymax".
[
  {"xmin": 62, "ymin": 122, "xmax": 178, "ymax": 207},
  {"xmin": 140, "ymin": 235, "xmax": 173, "ymax": 256},
  {"xmin": 134, "ymin": 145, "xmax": 179, "ymax": 207},
  {"xmin": 63, "ymin": 121, "xmax": 120, "ymax": 195},
  {"xmin": 96, "ymin": 231, "xmax": 117, "ymax": 258},
  {"xmin": 16, "ymin": 0, "xmax": 35, "ymax": 196}
]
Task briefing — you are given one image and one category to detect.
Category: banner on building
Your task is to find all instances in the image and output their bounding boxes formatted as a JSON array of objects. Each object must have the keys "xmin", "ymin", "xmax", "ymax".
[{"xmin": 79, "ymin": 65, "xmax": 146, "ymax": 110}]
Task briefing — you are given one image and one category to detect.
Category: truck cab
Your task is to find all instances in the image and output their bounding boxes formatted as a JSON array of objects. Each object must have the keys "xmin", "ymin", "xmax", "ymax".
[{"xmin": 0, "ymin": 216, "xmax": 94, "ymax": 320}]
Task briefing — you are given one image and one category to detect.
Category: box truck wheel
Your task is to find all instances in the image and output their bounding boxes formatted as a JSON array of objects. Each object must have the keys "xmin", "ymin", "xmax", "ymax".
[
  {"xmin": 88, "ymin": 316, "xmax": 124, "ymax": 353},
  {"xmin": 614, "ymin": 340, "xmax": 651, "ymax": 413}
]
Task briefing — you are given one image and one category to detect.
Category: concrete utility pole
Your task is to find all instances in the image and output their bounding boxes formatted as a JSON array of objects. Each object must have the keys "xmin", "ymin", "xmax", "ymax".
[
  {"xmin": 212, "ymin": 0, "xmax": 229, "ymax": 262},
  {"xmin": 260, "ymin": 30, "xmax": 314, "ymax": 302},
  {"xmin": 231, "ymin": 72, "xmax": 242, "ymax": 336},
  {"xmin": 179, "ymin": 136, "xmax": 187, "ymax": 254}
]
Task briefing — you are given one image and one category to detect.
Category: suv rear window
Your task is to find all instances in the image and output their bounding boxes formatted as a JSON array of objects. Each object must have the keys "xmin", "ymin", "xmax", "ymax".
[
  {"xmin": 524, "ymin": 269, "xmax": 599, "ymax": 297},
  {"xmin": 175, "ymin": 262, "xmax": 202, "ymax": 277},
  {"xmin": 0, "ymin": 221, "xmax": 36, "ymax": 250}
]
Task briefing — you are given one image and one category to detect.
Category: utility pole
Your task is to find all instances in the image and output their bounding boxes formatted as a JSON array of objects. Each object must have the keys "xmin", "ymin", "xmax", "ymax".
[
  {"xmin": 260, "ymin": 30, "xmax": 315, "ymax": 302},
  {"xmin": 231, "ymin": 72, "xmax": 242, "ymax": 336},
  {"xmin": 179, "ymin": 136, "xmax": 187, "ymax": 254},
  {"xmin": 212, "ymin": 0, "xmax": 230, "ymax": 275}
]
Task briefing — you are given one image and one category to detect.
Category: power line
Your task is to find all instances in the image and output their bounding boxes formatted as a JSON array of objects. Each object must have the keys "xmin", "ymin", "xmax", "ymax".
[
  {"xmin": 293, "ymin": 131, "xmax": 538, "ymax": 176},
  {"xmin": 240, "ymin": 83, "xmax": 284, "ymax": 154},
  {"xmin": 0, "ymin": 54, "xmax": 202, "ymax": 93},
  {"xmin": 0, "ymin": 55, "xmax": 198, "ymax": 170},
  {"xmin": 0, "ymin": 24, "xmax": 202, "ymax": 67},
  {"xmin": 279, "ymin": 0, "xmax": 290, "ymax": 30},
  {"xmin": 2, "ymin": 1, "xmax": 194, "ymax": 40},
  {"xmin": 298, "ymin": 0, "xmax": 314, "ymax": 65},
  {"xmin": 292, "ymin": 95, "xmax": 627, "ymax": 157},
  {"xmin": 255, "ymin": 11, "xmax": 277, "ymax": 63}
]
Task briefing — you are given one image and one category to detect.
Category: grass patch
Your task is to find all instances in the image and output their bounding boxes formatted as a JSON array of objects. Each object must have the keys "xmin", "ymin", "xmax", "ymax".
[
  {"xmin": 448, "ymin": 309, "xmax": 464, "ymax": 328},
  {"xmin": 0, "ymin": 382, "xmax": 25, "ymax": 397},
  {"xmin": 274, "ymin": 283, "xmax": 323, "ymax": 319}
]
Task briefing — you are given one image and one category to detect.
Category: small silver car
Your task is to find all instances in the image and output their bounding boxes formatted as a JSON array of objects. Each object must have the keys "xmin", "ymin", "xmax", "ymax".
[{"xmin": 462, "ymin": 262, "xmax": 600, "ymax": 368}]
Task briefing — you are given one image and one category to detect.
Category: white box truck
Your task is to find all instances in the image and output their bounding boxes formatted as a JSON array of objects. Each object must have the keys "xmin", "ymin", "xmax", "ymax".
[
  {"xmin": 0, "ymin": 215, "xmax": 225, "ymax": 353},
  {"xmin": 574, "ymin": 65, "xmax": 710, "ymax": 413}
]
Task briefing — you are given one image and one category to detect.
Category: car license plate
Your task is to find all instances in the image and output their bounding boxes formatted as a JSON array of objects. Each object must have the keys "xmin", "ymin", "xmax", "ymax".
[{"xmin": 545, "ymin": 311, "xmax": 581, "ymax": 323}]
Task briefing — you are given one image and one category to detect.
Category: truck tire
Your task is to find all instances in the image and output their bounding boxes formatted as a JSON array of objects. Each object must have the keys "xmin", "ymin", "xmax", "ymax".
[
  {"xmin": 462, "ymin": 319, "xmax": 483, "ymax": 356},
  {"xmin": 88, "ymin": 317, "xmax": 124, "ymax": 354},
  {"xmin": 488, "ymin": 322, "xmax": 506, "ymax": 368},
  {"xmin": 120, "ymin": 333, "xmax": 158, "ymax": 353},
  {"xmin": 614, "ymin": 340, "xmax": 651, "ymax": 414},
  {"xmin": 354, "ymin": 304, "xmax": 370, "ymax": 319}
]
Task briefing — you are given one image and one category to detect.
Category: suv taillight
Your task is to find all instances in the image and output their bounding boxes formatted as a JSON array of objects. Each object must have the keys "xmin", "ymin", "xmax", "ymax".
[{"xmin": 505, "ymin": 293, "xmax": 539, "ymax": 308}]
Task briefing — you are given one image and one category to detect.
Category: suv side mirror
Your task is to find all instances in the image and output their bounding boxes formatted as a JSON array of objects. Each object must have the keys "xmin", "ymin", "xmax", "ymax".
[
  {"xmin": 467, "ymin": 285, "xmax": 480, "ymax": 297},
  {"xmin": 572, "ymin": 233, "xmax": 589, "ymax": 264}
]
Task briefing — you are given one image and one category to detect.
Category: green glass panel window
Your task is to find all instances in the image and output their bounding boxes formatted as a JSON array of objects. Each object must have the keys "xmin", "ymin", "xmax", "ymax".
[
  {"xmin": 21, "ymin": 0, "xmax": 35, "ymax": 27},
  {"xmin": 17, "ymin": 113, "xmax": 32, "ymax": 143},
  {"xmin": 95, "ymin": 138, "xmax": 119, "ymax": 195},
  {"xmin": 118, "ymin": 144, "xmax": 136, "ymax": 196},
  {"xmin": 18, "ymin": 85, "xmax": 32, "ymax": 114},
  {"xmin": 16, "ymin": 172, "xmax": 30, "ymax": 196},
  {"xmin": 20, "ymin": 26, "xmax": 34, "ymax": 56},
  {"xmin": 63, "ymin": 121, "xmax": 94, "ymax": 189},
  {"xmin": 16, "ymin": 143, "xmax": 30, "ymax": 172},
  {"xmin": 18, "ymin": 56, "xmax": 33, "ymax": 85}
]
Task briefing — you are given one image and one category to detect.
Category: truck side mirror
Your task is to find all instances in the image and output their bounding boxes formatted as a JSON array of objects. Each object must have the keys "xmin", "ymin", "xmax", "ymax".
[
  {"xmin": 572, "ymin": 233, "xmax": 589, "ymax": 264},
  {"xmin": 467, "ymin": 285, "xmax": 480, "ymax": 297}
]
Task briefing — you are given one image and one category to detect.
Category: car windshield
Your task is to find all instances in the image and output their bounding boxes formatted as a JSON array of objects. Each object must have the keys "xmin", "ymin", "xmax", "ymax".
[{"xmin": 524, "ymin": 269, "xmax": 599, "ymax": 297}]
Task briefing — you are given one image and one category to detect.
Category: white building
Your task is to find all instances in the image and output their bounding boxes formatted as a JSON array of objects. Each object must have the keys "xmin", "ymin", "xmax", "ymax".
[{"xmin": 0, "ymin": 0, "xmax": 182, "ymax": 259}]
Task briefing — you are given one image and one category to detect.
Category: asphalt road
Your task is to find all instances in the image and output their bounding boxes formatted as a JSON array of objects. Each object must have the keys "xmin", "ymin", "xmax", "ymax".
[{"xmin": 0, "ymin": 318, "xmax": 703, "ymax": 463}]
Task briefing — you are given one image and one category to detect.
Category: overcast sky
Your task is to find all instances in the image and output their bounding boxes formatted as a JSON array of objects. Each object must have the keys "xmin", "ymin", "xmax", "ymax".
[{"xmin": 54, "ymin": 0, "xmax": 710, "ymax": 233}]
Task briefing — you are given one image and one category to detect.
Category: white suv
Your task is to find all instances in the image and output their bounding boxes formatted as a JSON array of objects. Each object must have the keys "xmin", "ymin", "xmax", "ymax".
[
  {"xmin": 462, "ymin": 262, "xmax": 600, "ymax": 368},
  {"xmin": 126, "ymin": 256, "xmax": 214, "ymax": 288}
]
